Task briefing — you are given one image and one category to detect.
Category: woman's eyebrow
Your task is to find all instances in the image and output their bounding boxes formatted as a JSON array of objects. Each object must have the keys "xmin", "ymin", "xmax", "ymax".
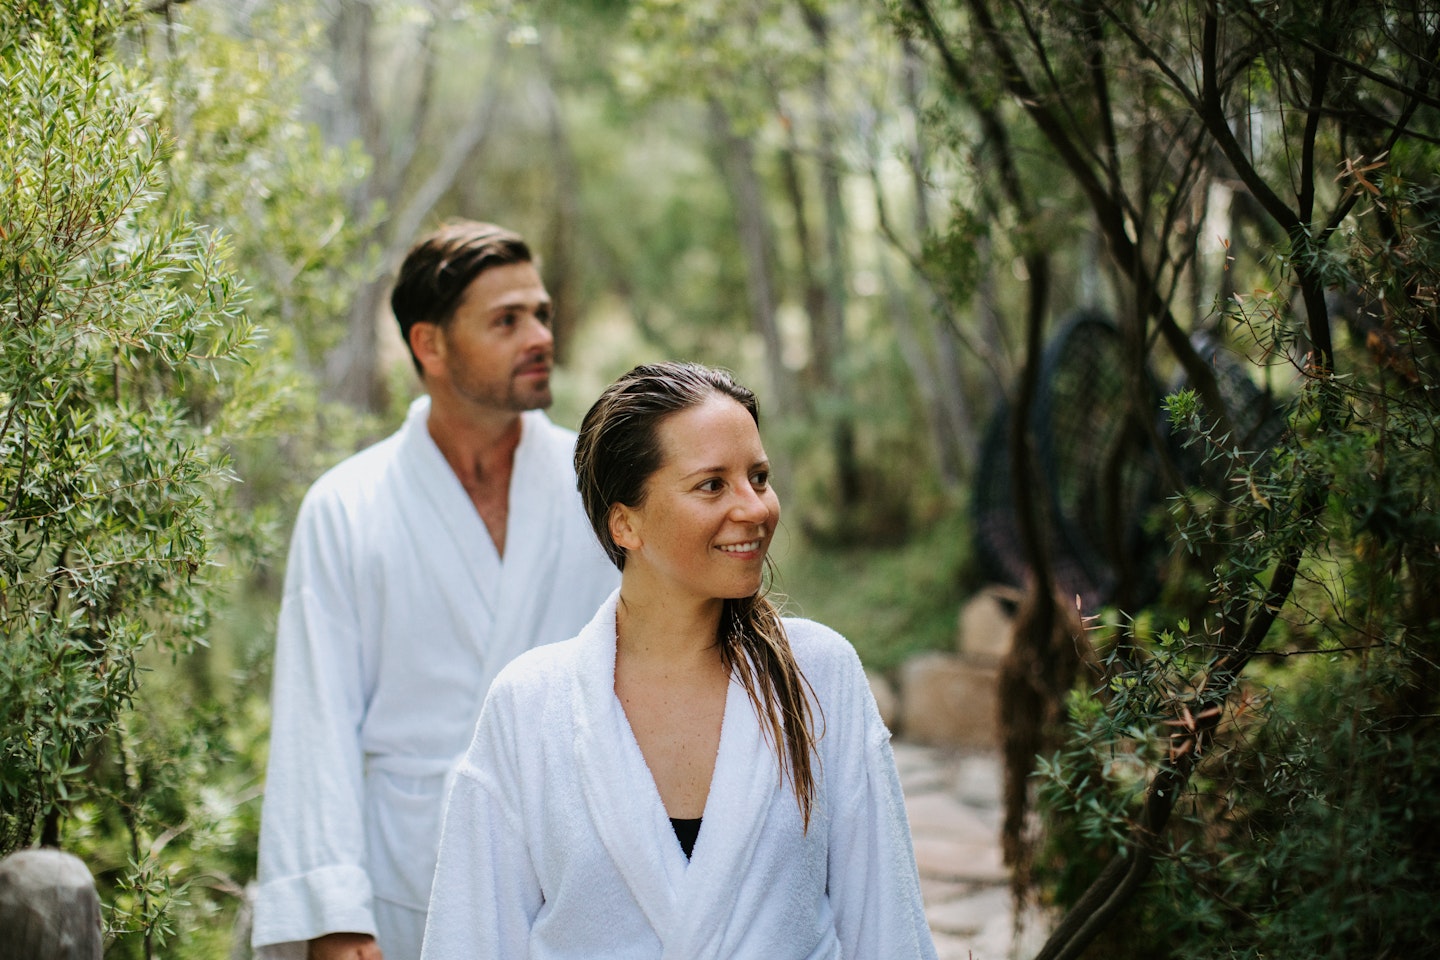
[{"xmin": 678, "ymin": 458, "xmax": 769, "ymax": 482}]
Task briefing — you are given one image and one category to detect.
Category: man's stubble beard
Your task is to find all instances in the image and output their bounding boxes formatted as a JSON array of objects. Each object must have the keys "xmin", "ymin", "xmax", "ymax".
[{"xmin": 459, "ymin": 373, "xmax": 552, "ymax": 414}]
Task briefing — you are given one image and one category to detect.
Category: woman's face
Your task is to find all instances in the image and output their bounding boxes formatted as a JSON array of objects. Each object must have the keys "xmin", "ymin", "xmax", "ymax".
[{"xmin": 610, "ymin": 394, "xmax": 780, "ymax": 605}]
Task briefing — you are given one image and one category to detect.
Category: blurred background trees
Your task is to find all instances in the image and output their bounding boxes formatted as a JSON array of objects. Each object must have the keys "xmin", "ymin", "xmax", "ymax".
[{"xmin": 2, "ymin": 0, "xmax": 1435, "ymax": 955}]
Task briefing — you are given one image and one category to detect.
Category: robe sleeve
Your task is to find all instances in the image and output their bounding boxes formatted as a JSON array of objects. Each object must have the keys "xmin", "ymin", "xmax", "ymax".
[
  {"xmin": 251, "ymin": 489, "xmax": 376, "ymax": 954},
  {"xmin": 422, "ymin": 685, "xmax": 542, "ymax": 960},
  {"xmin": 827, "ymin": 657, "xmax": 939, "ymax": 960}
]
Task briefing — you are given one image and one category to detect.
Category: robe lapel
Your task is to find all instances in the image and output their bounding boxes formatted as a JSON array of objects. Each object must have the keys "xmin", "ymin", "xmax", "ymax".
[
  {"xmin": 662, "ymin": 667, "xmax": 781, "ymax": 960},
  {"xmin": 570, "ymin": 596, "xmax": 686, "ymax": 938},
  {"xmin": 485, "ymin": 411, "xmax": 564, "ymax": 678},
  {"xmin": 570, "ymin": 596, "xmax": 784, "ymax": 959},
  {"xmin": 394, "ymin": 396, "xmax": 502, "ymax": 627}
]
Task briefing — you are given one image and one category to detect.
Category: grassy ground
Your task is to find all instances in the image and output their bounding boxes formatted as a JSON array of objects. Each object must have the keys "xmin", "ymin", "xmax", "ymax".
[{"xmin": 769, "ymin": 506, "xmax": 974, "ymax": 676}]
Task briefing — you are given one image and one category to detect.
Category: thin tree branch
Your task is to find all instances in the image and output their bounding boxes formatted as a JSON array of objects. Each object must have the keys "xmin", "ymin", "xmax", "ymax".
[
  {"xmin": 869, "ymin": 167, "xmax": 1011, "ymax": 391},
  {"xmin": 1198, "ymin": 7, "xmax": 1301, "ymax": 234}
]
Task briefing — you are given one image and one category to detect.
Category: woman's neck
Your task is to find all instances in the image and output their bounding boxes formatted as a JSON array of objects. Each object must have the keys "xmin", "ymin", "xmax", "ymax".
[{"xmin": 614, "ymin": 584, "xmax": 724, "ymax": 671}]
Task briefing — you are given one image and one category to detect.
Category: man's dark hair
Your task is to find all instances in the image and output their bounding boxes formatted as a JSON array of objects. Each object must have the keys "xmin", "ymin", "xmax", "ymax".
[{"xmin": 390, "ymin": 220, "xmax": 533, "ymax": 374}]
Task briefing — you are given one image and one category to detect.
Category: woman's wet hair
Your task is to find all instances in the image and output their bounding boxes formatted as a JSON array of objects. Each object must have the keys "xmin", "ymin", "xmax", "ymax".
[
  {"xmin": 575, "ymin": 361, "xmax": 758, "ymax": 569},
  {"xmin": 575, "ymin": 361, "xmax": 820, "ymax": 828}
]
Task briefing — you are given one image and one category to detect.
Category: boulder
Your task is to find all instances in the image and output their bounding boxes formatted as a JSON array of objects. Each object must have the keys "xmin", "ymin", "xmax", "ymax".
[
  {"xmin": 899, "ymin": 652, "xmax": 1001, "ymax": 749},
  {"xmin": 956, "ymin": 584, "xmax": 1020, "ymax": 665},
  {"xmin": 866, "ymin": 669, "xmax": 899, "ymax": 731},
  {"xmin": 0, "ymin": 848, "xmax": 102, "ymax": 960}
]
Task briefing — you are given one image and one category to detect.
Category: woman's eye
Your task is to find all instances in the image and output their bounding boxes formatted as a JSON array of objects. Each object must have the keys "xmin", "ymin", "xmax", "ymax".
[
  {"xmin": 698, "ymin": 478, "xmax": 723, "ymax": 493},
  {"xmin": 751, "ymin": 471, "xmax": 769, "ymax": 488}
]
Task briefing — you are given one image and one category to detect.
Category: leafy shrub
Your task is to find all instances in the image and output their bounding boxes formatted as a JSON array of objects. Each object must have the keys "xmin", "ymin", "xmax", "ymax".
[{"xmin": 1033, "ymin": 172, "xmax": 1440, "ymax": 957}]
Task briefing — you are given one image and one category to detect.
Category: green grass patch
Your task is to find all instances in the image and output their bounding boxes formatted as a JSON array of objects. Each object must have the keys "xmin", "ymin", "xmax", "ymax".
[{"xmin": 770, "ymin": 506, "xmax": 973, "ymax": 674}]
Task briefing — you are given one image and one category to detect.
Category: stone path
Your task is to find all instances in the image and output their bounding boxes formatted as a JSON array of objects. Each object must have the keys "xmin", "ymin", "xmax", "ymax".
[{"xmin": 894, "ymin": 741, "xmax": 1049, "ymax": 960}]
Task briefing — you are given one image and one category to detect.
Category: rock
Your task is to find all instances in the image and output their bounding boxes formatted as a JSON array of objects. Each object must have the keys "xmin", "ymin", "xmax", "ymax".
[
  {"xmin": 957, "ymin": 585, "xmax": 1020, "ymax": 665},
  {"xmin": 911, "ymin": 833, "xmax": 1009, "ymax": 884},
  {"xmin": 0, "ymin": 848, "xmax": 102, "ymax": 960},
  {"xmin": 925, "ymin": 884, "xmax": 1014, "ymax": 936},
  {"xmin": 866, "ymin": 668, "xmax": 899, "ymax": 731},
  {"xmin": 892, "ymin": 741, "xmax": 951, "ymax": 796},
  {"xmin": 899, "ymin": 652, "xmax": 1001, "ymax": 749},
  {"xmin": 904, "ymin": 791, "xmax": 997, "ymax": 845},
  {"xmin": 954, "ymin": 752, "xmax": 1004, "ymax": 810}
]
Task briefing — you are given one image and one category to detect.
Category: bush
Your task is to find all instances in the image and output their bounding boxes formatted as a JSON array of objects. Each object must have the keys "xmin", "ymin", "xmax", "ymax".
[
  {"xmin": 0, "ymin": 6, "xmax": 289, "ymax": 952},
  {"xmin": 1033, "ymin": 173, "xmax": 1440, "ymax": 957}
]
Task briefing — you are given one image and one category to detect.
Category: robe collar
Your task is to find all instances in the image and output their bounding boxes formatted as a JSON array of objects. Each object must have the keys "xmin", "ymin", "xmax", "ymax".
[
  {"xmin": 394, "ymin": 395, "xmax": 564, "ymax": 673},
  {"xmin": 570, "ymin": 592, "xmax": 784, "ymax": 960}
]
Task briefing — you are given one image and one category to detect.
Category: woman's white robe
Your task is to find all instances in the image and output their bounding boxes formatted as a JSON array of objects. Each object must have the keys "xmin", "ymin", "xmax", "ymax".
[
  {"xmin": 422, "ymin": 592, "xmax": 939, "ymax": 960},
  {"xmin": 251, "ymin": 396, "xmax": 618, "ymax": 959}
]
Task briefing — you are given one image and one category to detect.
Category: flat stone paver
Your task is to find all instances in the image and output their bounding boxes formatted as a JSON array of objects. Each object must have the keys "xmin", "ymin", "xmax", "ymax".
[
  {"xmin": 905, "ymin": 792, "xmax": 996, "ymax": 842},
  {"xmin": 896, "ymin": 741, "xmax": 1052, "ymax": 959}
]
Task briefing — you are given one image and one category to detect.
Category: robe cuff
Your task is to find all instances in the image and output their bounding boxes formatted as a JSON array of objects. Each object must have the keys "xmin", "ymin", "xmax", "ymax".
[{"xmin": 251, "ymin": 864, "xmax": 377, "ymax": 949}]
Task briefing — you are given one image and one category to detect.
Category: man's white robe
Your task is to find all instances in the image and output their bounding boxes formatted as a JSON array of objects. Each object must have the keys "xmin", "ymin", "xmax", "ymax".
[
  {"xmin": 422, "ymin": 592, "xmax": 939, "ymax": 960},
  {"xmin": 251, "ymin": 396, "xmax": 618, "ymax": 960}
]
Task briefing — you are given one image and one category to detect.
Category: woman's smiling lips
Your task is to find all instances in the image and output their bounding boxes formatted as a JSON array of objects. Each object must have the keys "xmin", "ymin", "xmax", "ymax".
[{"xmin": 716, "ymin": 538, "xmax": 764, "ymax": 556}]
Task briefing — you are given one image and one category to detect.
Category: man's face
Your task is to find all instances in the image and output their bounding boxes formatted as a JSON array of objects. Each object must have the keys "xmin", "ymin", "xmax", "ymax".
[{"xmin": 420, "ymin": 261, "xmax": 555, "ymax": 413}]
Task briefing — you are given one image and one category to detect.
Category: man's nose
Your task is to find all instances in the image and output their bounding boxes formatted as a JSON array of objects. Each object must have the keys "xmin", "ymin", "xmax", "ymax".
[{"xmin": 524, "ymin": 313, "xmax": 554, "ymax": 350}]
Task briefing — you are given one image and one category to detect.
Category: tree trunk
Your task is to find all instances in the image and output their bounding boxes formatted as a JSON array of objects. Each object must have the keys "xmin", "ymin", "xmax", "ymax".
[
  {"xmin": 801, "ymin": 3, "xmax": 860, "ymax": 510},
  {"xmin": 537, "ymin": 49, "xmax": 582, "ymax": 367},
  {"xmin": 706, "ymin": 98, "xmax": 795, "ymax": 417},
  {"xmin": 901, "ymin": 38, "xmax": 974, "ymax": 481},
  {"xmin": 317, "ymin": 6, "xmax": 514, "ymax": 413}
]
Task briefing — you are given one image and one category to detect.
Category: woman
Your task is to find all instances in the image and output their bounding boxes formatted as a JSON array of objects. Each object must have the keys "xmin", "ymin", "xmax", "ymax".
[{"xmin": 422, "ymin": 362, "xmax": 938, "ymax": 960}]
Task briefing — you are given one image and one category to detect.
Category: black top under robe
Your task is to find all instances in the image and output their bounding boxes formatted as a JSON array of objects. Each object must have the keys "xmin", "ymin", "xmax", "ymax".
[{"xmin": 669, "ymin": 816, "xmax": 702, "ymax": 859}]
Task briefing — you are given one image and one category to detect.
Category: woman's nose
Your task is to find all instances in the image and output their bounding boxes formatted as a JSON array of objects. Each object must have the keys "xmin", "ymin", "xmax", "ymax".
[{"xmin": 730, "ymin": 484, "xmax": 769, "ymax": 522}]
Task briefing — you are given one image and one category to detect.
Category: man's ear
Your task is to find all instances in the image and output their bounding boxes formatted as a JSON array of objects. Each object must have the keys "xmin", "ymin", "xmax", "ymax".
[
  {"xmin": 609, "ymin": 503, "xmax": 642, "ymax": 552},
  {"xmin": 409, "ymin": 322, "xmax": 443, "ymax": 378}
]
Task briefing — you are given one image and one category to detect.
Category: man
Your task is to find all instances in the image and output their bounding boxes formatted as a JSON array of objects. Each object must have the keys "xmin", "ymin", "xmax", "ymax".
[{"xmin": 251, "ymin": 222, "xmax": 619, "ymax": 960}]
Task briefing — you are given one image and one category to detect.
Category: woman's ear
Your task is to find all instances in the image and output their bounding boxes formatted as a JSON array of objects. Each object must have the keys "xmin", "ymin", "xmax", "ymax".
[{"xmin": 609, "ymin": 503, "xmax": 642, "ymax": 552}]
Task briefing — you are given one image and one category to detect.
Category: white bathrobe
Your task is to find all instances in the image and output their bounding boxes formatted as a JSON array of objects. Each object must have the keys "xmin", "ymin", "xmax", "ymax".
[
  {"xmin": 422, "ymin": 592, "xmax": 939, "ymax": 960},
  {"xmin": 251, "ymin": 396, "xmax": 619, "ymax": 960}
]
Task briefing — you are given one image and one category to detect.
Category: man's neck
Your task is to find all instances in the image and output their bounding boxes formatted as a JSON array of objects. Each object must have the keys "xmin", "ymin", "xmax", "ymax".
[
  {"xmin": 426, "ymin": 400, "xmax": 524, "ymax": 475},
  {"xmin": 425, "ymin": 396, "xmax": 529, "ymax": 556}
]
